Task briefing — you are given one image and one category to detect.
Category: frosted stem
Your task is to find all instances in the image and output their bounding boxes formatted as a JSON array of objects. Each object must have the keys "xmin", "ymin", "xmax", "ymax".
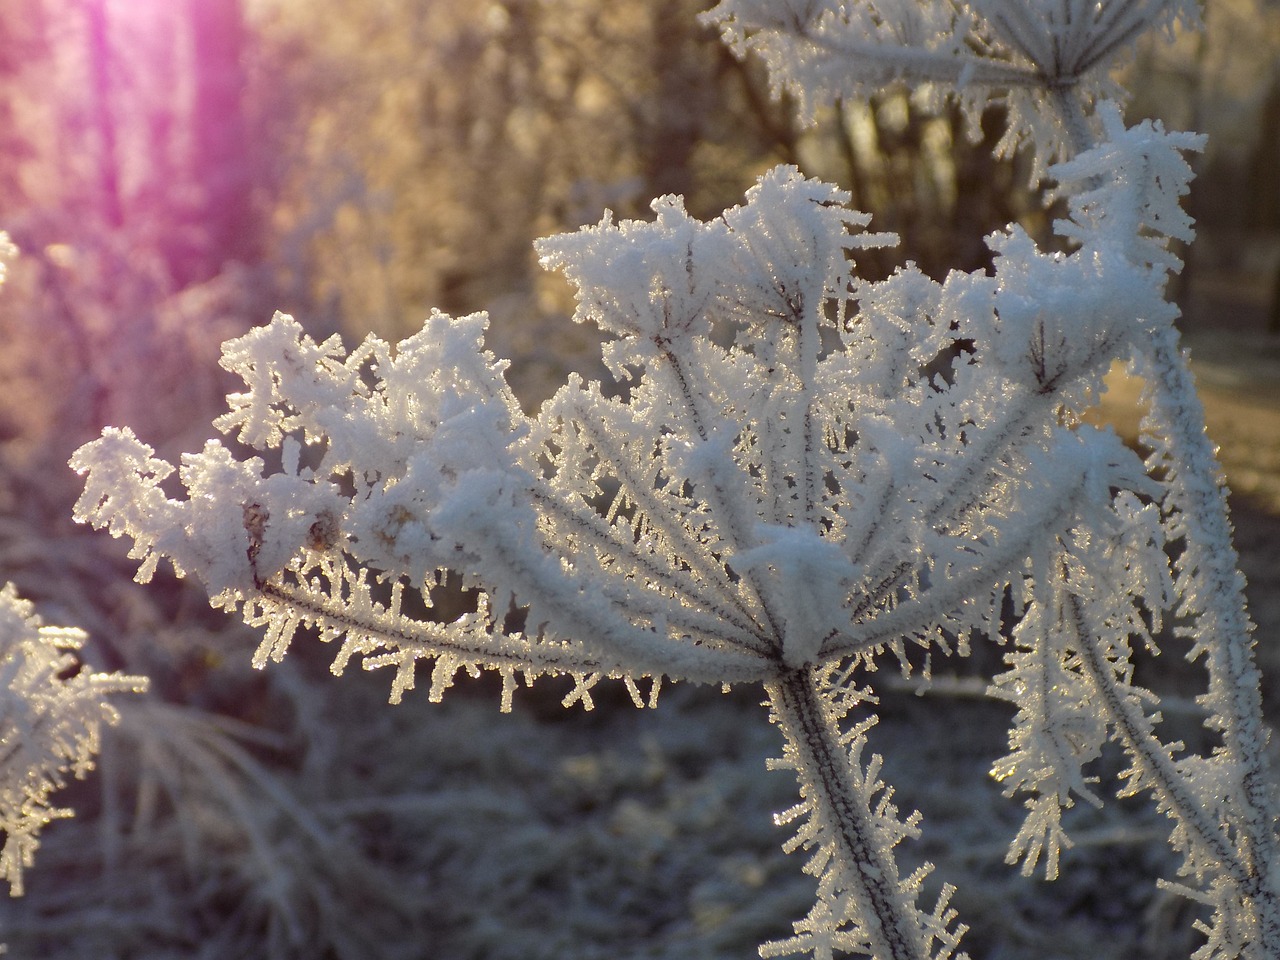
[
  {"xmin": 768, "ymin": 668, "xmax": 932, "ymax": 960},
  {"xmin": 1068, "ymin": 592, "xmax": 1239, "ymax": 879},
  {"xmin": 1137, "ymin": 325, "xmax": 1280, "ymax": 953},
  {"xmin": 1049, "ymin": 86, "xmax": 1093, "ymax": 159}
]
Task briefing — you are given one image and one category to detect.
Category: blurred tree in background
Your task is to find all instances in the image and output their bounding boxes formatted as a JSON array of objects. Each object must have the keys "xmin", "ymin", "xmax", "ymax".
[
  {"xmin": 5, "ymin": 0, "xmax": 1275, "ymax": 424},
  {"xmin": 3, "ymin": 0, "xmax": 1274, "ymax": 419},
  {"xmin": 0, "ymin": 0, "xmax": 1278, "ymax": 955}
]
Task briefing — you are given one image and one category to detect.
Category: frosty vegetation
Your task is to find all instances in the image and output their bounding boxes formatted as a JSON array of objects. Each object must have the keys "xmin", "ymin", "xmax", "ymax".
[
  {"xmin": 0, "ymin": 584, "xmax": 146, "ymax": 898},
  {"xmin": 0, "ymin": 235, "xmax": 147, "ymax": 899},
  {"xmin": 69, "ymin": 2, "xmax": 1280, "ymax": 959}
]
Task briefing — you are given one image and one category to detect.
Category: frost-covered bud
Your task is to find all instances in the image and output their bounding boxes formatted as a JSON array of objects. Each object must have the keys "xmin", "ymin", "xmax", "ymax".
[
  {"xmin": 346, "ymin": 480, "xmax": 438, "ymax": 585},
  {"xmin": 719, "ymin": 166, "xmax": 881, "ymax": 331},
  {"xmin": 342, "ymin": 395, "xmax": 530, "ymax": 586},
  {"xmin": 72, "ymin": 430, "xmax": 344, "ymax": 600},
  {"xmin": 846, "ymin": 264, "xmax": 955, "ymax": 395},
  {"xmin": 214, "ymin": 312, "xmax": 361, "ymax": 450},
  {"xmin": 71, "ymin": 428, "xmax": 183, "ymax": 585},
  {"xmin": 346, "ymin": 455, "xmax": 451, "ymax": 583},
  {"xmin": 177, "ymin": 443, "xmax": 345, "ymax": 597}
]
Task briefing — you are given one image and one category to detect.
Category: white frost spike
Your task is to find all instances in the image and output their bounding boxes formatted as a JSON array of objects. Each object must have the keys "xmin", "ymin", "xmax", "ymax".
[
  {"xmin": 535, "ymin": 194, "xmax": 721, "ymax": 345},
  {"xmin": 1051, "ymin": 101, "xmax": 1206, "ymax": 274}
]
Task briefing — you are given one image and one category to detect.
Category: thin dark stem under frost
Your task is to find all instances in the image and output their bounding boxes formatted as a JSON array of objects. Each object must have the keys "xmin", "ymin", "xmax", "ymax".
[
  {"xmin": 768, "ymin": 668, "xmax": 934, "ymax": 960},
  {"xmin": 1048, "ymin": 86, "xmax": 1093, "ymax": 159},
  {"xmin": 256, "ymin": 579, "xmax": 604, "ymax": 675},
  {"xmin": 1067, "ymin": 592, "xmax": 1240, "ymax": 880},
  {"xmin": 799, "ymin": 31, "xmax": 1043, "ymax": 90},
  {"xmin": 822, "ymin": 459, "xmax": 1089, "ymax": 662},
  {"xmin": 1137, "ymin": 326, "xmax": 1280, "ymax": 955}
]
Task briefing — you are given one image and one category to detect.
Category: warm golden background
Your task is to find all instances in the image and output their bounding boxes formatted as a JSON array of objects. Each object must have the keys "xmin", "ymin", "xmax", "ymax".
[{"xmin": 1, "ymin": 2, "xmax": 1279, "ymax": 957}]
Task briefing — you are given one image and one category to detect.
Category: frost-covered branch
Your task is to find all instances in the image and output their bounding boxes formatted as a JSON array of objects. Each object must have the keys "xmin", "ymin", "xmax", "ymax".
[
  {"xmin": 0, "ymin": 585, "xmax": 146, "ymax": 896},
  {"xmin": 0, "ymin": 233, "xmax": 148, "ymax": 899},
  {"xmin": 702, "ymin": 0, "xmax": 1201, "ymax": 176}
]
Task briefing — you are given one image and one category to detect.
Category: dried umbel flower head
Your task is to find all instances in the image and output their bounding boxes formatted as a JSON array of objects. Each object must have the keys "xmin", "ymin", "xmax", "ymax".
[{"xmin": 69, "ymin": 2, "xmax": 1280, "ymax": 957}]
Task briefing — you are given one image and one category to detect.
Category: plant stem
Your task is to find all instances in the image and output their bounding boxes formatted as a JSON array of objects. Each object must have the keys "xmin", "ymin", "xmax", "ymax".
[
  {"xmin": 768, "ymin": 667, "xmax": 931, "ymax": 960},
  {"xmin": 1138, "ymin": 325, "xmax": 1280, "ymax": 956}
]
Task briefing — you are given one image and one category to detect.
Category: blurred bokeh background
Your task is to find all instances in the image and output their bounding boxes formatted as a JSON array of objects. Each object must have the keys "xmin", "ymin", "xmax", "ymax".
[{"xmin": 0, "ymin": 1, "xmax": 1278, "ymax": 957}]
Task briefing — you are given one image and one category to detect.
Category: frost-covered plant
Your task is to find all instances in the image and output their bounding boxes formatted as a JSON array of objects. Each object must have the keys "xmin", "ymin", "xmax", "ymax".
[
  {"xmin": 0, "ymin": 583, "xmax": 147, "ymax": 897},
  {"xmin": 70, "ymin": 2, "xmax": 1280, "ymax": 959},
  {"xmin": 0, "ymin": 236, "xmax": 148, "ymax": 899}
]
